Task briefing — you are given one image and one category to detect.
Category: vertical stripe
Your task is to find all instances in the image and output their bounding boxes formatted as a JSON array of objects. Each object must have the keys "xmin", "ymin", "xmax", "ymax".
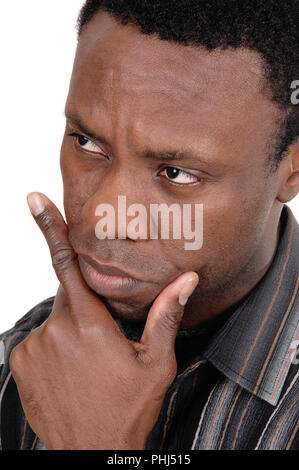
[
  {"xmin": 231, "ymin": 394, "xmax": 255, "ymax": 449},
  {"xmin": 222, "ymin": 292, "xmax": 258, "ymax": 370},
  {"xmin": 236, "ymin": 216, "xmax": 294, "ymax": 384},
  {"xmin": 31, "ymin": 435, "xmax": 38, "ymax": 450},
  {"xmin": 218, "ymin": 387, "xmax": 242, "ymax": 449},
  {"xmin": 269, "ymin": 397, "xmax": 299, "ymax": 450},
  {"xmin": 205, "ymin": 380, "xmax": 233, "ymax": 449},
  {"xmin": 20, "ymin": 418, "xmax": 28, "ymax": 450},
  {"xmin": 0, "ymin": 371, "xmax": 12, "ymax": 450},
  {"xmin": 159, "ymin": 359, "xmax": 206, "ymax": 449},
  {"xmin": 191, "ymin": 382, "xmax": 219, "ymax": 449},
  {"xmin": 159, "ymin": 388, "xmax": 178, "ymax": 451},
  {"xmin": 0, "ymin": 372, "xmax": 11, "ymax": 409},
  {"xmin": 191, "ymin": 370, "xmax": 198, "ymax": 391},
  {"xmin": 286, "ymin": 419, "xmax": 299, "ymax": 450},
  {"xmin": 255, "ymin": 370, "xmax": 299, "ymax": 449},
  {"xmin": 254, "ymin": 274, "xmax": 299, "ymax": 396},
  {"xmin": 271, "ymin": 326, "xmax": 299, "ymax": 403}
]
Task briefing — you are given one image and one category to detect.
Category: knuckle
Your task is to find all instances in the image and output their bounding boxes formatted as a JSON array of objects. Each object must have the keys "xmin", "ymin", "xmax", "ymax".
[
  {"xmin": 36, "ymin": 207, "xmax": 53, "ymax": 232},
  {"xmin": 52, "ymin": 246, "xmax": 76, "ymax": 272},
  {"xmin": 9, "ymin": 343, "xmax": 24, "ymax": 372},
  {"xmin": 41, "ymin": 318, "xmax": 61, "ymax": 339},
  {"xmin": 9, "ymin": 330, "xmax": 44, "ymax": 377}
]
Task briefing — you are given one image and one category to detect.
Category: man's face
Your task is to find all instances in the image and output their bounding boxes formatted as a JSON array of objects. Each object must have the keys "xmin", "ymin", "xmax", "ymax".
[{"xmin": 60, "ymin": 10, "xmax": 284, "ymax": 325}]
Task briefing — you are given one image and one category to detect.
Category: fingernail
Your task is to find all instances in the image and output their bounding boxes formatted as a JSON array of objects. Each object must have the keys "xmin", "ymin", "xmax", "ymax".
[
  {"xmin": 27, "ymin": 193, "xmax": 45, "ymax": 216},
  {"xmin": 179, "ymin": 273, "xmax": 199, "ymax": 306}
]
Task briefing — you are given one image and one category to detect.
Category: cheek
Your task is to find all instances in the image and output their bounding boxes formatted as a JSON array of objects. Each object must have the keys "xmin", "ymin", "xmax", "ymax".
[
  {"xmin": 60, "ymin": 142, "xmax": 108, "ymax": 225},
  {"xmin": 198, "ymin": 185, "xmax": 273, "ymax": 272},
  {"xmin": 162, "ymin": 183, "xmax": 271, "ymax": 274}
]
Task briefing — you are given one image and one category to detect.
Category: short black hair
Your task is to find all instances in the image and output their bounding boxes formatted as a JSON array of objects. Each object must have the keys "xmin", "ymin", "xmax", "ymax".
[{"xmin": 77, "ymin": 0, "xmax": 298, "ymax": 169}]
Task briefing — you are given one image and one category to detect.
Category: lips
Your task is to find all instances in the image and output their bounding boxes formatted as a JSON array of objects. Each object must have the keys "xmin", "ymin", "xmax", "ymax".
[
  {"xmin": 80, "ymin": 254, "xmax": 138, "ymax": 278},
  {"xmin": 78, "ymin": 254, "xmax": 147, "ymax": 298}
]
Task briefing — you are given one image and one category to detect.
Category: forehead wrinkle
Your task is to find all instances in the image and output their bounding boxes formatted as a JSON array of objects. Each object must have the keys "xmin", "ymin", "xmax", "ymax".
[
  {"xmin": 72, "ymin": 51, "xmax": 265, "ymax": 121},
  {"xmin": 76, "ymin": 10, "xmax": 268, "ymax": 110},
  {"xmin": 68, "ymin": 20, "xmax": 276, "ymax": 171},
  {"xmin": 83, "ymin": 64, "xmax": 208, "ymax": 108}
]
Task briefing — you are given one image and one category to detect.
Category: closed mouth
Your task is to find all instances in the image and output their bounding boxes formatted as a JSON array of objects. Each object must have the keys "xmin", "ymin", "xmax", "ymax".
[
  {"xmin": 79, "ymin": 253, "xmax": 140, "ymax": 279},
  {"xmin": 77, "ymin": 253, "xmax": 147, "ymax": 297}
]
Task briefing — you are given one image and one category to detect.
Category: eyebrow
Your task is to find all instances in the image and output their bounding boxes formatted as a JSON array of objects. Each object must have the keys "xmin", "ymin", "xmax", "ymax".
[
  {"xmin": 142, "ymin": 148, "xmax": 203, "ymax": 164},
  {"xmin": 65, "ymin": 111, "xmax": 110, "ymax": 147},
  {"xmin": 64, "ymin": 110, "xmax": 216, "ymax": 168}
]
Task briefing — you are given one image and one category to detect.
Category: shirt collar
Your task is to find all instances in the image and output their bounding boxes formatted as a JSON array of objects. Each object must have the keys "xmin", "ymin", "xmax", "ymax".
[{"xmin": 204, "ymin": 205, "xmax": 299, "ymax": 405}]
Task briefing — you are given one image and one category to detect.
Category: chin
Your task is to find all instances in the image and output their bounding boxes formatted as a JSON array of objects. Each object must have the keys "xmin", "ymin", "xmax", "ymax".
[{"xmin": 96, "ymin": 293, "xmax": 151, "ymax": 323}]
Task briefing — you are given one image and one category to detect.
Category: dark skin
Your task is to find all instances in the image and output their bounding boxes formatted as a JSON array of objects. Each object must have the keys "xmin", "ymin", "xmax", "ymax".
[{"xmin": 10, "ymin": 10, "xmax": 299, "ymax": 449}]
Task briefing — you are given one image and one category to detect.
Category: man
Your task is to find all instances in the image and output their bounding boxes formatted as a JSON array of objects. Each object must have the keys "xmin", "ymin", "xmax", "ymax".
[{"xmin": 0, "ymin": 0, "xmax": 298, "ymax": 450}]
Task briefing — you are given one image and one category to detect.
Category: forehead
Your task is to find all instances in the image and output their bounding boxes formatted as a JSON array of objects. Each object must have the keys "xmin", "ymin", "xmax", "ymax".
[
  {"xmin": 70, "ymin": 10, "xmax": 266, "ymax": 101},
  {"xmin": 66, "ymin": 10, "xmax": 279, "ymax": 153}
]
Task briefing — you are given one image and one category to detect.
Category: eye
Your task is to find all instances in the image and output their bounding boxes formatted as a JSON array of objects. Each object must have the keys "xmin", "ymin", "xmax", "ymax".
[
  {"xmin": 160, "ymin": 167, "xmax": 200, "ymax": 185},
  {"xmin": 68, "ymin": 132, "xmax": 104, "ymax": 154}
]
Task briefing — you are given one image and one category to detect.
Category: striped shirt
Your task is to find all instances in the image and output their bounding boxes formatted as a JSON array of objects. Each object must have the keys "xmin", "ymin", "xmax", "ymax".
[{"xmin": 0, "ymin": 205, "xmax": 298, "ymax": 450}]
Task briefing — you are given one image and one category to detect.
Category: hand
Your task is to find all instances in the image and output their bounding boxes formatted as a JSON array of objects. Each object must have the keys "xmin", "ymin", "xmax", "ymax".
[{"xmin": 9, "ymin": 192, "xmax": 199, "ymax": 450}]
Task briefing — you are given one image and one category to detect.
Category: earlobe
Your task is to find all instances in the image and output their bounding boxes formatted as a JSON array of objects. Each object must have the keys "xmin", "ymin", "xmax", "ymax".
[{"xmin": 277, "ymin": 147, "xmax": 299, "ymax": 203}]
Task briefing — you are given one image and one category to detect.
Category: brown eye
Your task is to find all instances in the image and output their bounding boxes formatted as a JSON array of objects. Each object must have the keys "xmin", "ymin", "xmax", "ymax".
[
  {"xmin": 68, "ymin": 132, "xmax": 104, "ymax": 154},
  {"xmin": 166, "ymin": 167, "xmax": 180, "ymax": 179},
  {"xmin": 77, "ymin": 135, "xmax": 89, "ymax": 146},
  {"xmin": 160, "ymin": 166, "xmax": 199, "ymax": 184}
]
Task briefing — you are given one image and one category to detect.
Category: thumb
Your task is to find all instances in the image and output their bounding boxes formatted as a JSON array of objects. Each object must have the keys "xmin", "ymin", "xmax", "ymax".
[{"xmin": 140, "ymin": 272, "xmax": 199, "ymax": 358}]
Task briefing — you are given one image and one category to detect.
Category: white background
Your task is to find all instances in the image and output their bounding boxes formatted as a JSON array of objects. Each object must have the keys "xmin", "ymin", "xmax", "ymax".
[{"xmin": 0, "ymin": 1, "xmax": 298, "ymax": 333}]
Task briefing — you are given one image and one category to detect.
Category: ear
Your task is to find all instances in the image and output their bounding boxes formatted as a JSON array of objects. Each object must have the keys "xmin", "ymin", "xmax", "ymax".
[{"xmin": 277, "ymin": 139, "xmax": 299, "ymax": 203}]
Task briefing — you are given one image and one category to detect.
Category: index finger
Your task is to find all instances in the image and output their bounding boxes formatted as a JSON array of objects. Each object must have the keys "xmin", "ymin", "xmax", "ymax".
[{"xmin": 27, "ymin": 191, "xmax": 92, "ymax": 306}]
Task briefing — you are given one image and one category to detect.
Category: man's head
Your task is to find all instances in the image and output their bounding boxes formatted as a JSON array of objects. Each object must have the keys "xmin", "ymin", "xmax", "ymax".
[
  {"xmin": 77, "ymin": 0, "xmax": 299, "ymax": 170},
  {"xmin": 60, "ymin": 1, "xmax": 299, "ymax": 326}
]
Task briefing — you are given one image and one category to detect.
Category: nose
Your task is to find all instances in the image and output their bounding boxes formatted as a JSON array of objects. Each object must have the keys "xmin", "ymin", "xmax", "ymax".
[{"xmin": 82, "ymin": 167, "xmax": 150, "ymax": 241}]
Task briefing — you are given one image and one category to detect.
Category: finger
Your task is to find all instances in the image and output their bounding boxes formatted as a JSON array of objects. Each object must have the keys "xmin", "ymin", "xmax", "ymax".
[
  {"xmin": 141, "ymin": 272, "xmax": 199, "ymax": 358},
  {"xmin": 52, "ymin": 284, "xmax": 68, "ymax": 311},
  {"xmin": 27, "ymin": 192, "xmax": 91, "ymax": 305}
]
